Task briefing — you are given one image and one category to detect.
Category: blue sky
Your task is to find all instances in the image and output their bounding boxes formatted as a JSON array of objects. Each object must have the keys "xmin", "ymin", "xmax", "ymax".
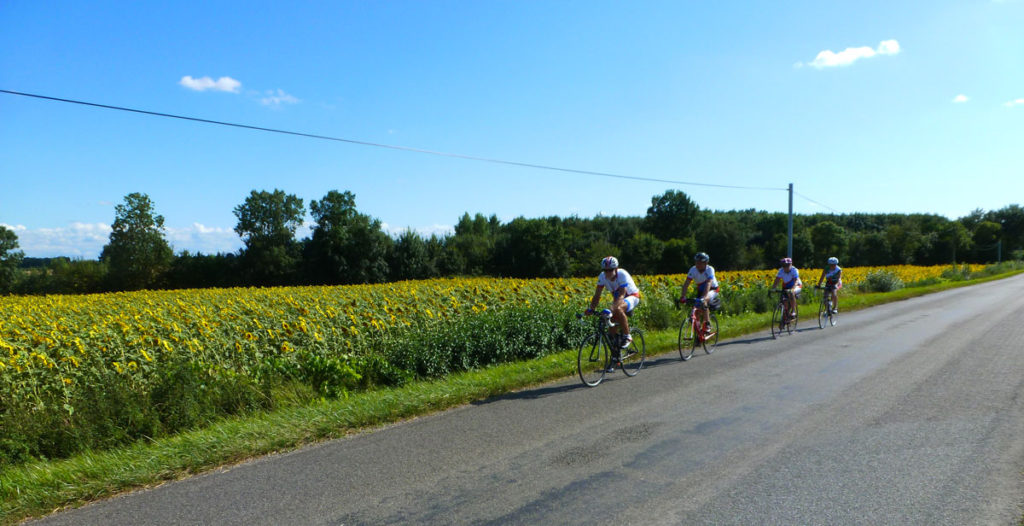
[{"xmin": 2, "ymin": 0, "xmax": 1022, "ymax": 258}]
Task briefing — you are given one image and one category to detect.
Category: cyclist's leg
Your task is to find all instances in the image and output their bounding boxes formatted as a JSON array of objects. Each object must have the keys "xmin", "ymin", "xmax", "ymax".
[
  {"xmin": 621, "ymin": 296, "xmax": 639, "ymax": 336},
  {"xmin": 607, "ymin": 297, "xmax": 623, "ymax": 338},
  {"xmin": 704, "ymin": 290, "xmax": 719, "ymax": 328}
]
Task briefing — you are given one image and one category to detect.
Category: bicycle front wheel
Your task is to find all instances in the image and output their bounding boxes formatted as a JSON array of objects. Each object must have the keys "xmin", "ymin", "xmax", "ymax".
[
  {"xmin": 678, "ymin": 317, "xmax": 696, "ymax": 361},
  {"xmin": 817, "ymin": 297, "xmax": 828, "ymax": 329},
  {"xmin": 771, "ymin": 303, "xmax": 783, "ymax": 339},
  {"xmin": 702, "ymin": 314, "xmax": 719, "ymax": 354},
  {"xmin": 621, "ymin": 330, "xmax": 645, "ymax": 376},
  {"xmin": 577, "ymin": 333, "xmax": 608, "ymax": 387}
]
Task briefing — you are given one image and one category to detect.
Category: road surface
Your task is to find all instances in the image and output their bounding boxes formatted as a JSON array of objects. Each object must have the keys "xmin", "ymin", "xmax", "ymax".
[{"xmin": 32, "ymin": 275, "xmax": 1024, "ymax": 525}]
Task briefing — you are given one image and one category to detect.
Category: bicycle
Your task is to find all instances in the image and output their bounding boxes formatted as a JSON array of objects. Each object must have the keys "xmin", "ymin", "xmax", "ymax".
[
  {"xmin": 576, "ymin": 309, "xmax": 646, "ymax": 387},
  {"xmin": 815, "ymin": 285, "xmax": 838, "ymax": 328},
  {"xmin": 768, "ymin": 289, "xmax": 798, "ymax": 339},
  {"xmin": 676, "ymin": 298, "xmax": 719, "ymax": 361}
]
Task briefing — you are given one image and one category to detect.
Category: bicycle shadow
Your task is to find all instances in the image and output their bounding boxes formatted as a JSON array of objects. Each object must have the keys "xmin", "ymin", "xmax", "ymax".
[
  {"xmin": 715, "ymin": 334, "xmax": 776, "ymax": 347},
  {"xmin": 470, "ymin": 382, "xmax": 586, "ymax": 405}
]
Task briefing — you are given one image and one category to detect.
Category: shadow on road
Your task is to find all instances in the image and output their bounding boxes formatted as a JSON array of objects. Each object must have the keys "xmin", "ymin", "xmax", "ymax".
[
  {"xmin": 715, "ymin": 334, "xmax": 776, "ymax": 347},
  {"xmin": 471, "ymin": 382, "xmax": 586, "ymax": 404}
]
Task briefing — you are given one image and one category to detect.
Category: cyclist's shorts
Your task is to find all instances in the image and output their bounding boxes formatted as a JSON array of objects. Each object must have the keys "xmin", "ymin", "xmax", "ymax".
[
  {"xmin": 706, "ymin": 289, "xmax": 722, "ymax": 310},
  {"xmin": 623, "ymin": 295, "xmax": 640, "ymax": 313},
  {"xmin": 785, "ymin": 285, "xmax": 802, "ymax": 298}
]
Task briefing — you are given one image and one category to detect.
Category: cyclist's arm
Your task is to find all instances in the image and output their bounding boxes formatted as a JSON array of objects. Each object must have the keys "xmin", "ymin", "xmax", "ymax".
[
  {"xmin": 680, "ymin": 277, "xmax": 693, "ymax": 300},
  {"xmin": 817, "ymin": 269, "xmax": 825, "ymax": 287},
  {"xmin": 771, "ymin": 277, "xmax": 782, "ymax": 289},
  {"xmin": 588, "ymin": 285, "xmax": 604, "ymax": 311}
]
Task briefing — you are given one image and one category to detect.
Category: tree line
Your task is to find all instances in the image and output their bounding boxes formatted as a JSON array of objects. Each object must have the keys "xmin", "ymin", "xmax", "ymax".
[{"xmin": 2, "ymin": 189, "xmax": 1022, "ymax": 295}]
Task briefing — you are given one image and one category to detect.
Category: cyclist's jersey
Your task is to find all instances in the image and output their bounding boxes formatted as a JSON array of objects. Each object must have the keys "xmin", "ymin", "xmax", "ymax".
[
  {"xmin": 824, "ymin": 266, "xmax": 843, "ymax": 285},
  {"xmin": 597, "ymin": 269, "xmax": 640, "ymax": 297},
  {"xmin": 777, "ymin": 267, "xmax": 802, "ymax": 289},
  {"xmin": 687, "ymin": 265, "xmax": 719, "ymax": 293}
]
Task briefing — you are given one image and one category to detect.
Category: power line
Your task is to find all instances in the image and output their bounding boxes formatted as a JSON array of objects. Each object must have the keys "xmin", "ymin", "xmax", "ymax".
[
  {"xmin": 794, "ymin": 191, "xmax": 840, "ymax": 213},
  {"xmin": 1, "ymin": 89, "xmax": 787, "ymax": 192}
]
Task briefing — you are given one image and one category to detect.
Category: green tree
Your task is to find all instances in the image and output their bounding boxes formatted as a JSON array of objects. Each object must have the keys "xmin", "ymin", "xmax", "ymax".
[
  {"xmin": 658, "ymin": 237, "xmax": 698, "ymax": 274},
  {"xmin": 448, "ymin": 213, "xmax": 500, "ymax": 275},
  {"xmin": 49, "ymin": 258, "xmax": 108, "ymax": 294},
  {"xmin": 621, "ymin": 231, "xmax": 664, "ymax": 275},
  {"xmin": 306, "ymin": 190, "xmax": 390, "ymax": 284},
  {"xmin": 0, "ymin": 225, "xmax": 25, "ymax": 293},
  {"xmin": 810, "ymin": 221, "xmax": 848, "ymax": 265},
  {"xmin": 492, "ymin": 217, "xmax": 570, "ymax": 278},
  {"xmin": 990, "ymin": 205, "xmax": 1024, "ymax": 255},
  {"xmin": 696, "ymin": 214, "xmax": 748, "ymax": 270},
  {"xmin": 99, "ymin": 192, "xmax": 173, "ymax": 290},
  {"xmin": 971, "ymin": 221, "xmax": 1002, "ymax": 262},
  {"xmin": 848, "ymin": 231, "xmax": 891, "ymax": 266},
  {"xmin": 233, "ymin": 189, "xmax": 305, "ymax": 286},
  {"xmin": 644, "ymin": 190, "xmax": 701, "ymax": 241},
  {"xmin": 388, "ymin": 229, "xmax": 436, "ymax": 281}
]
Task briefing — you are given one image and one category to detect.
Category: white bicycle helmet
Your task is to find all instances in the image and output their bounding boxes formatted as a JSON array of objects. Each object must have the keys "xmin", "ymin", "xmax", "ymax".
[
  {"xmin": 827, "ymin": 257, "xmax": 839, "ymax": 265},
  {"xmin": 601, "ymin": 256, "xmax": 619, "ymax": 270}
]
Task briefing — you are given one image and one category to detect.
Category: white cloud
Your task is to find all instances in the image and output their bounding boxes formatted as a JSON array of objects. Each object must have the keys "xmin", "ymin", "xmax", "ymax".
[
  {"xmin": 1004, "ymin": 98, "xmax": 1024, "ymax": 107},
  {"xmin": 952, "ymin": 94, "xmax": 969, "ymax": 103},
  {"xmin": 5, "ymin": 222, "xmax": 111, "ymax": 258},
  {"xmin": 179, "ymin": 75, "xmax": 242, "ymax": 93},
  {"xmin": 165, "ymin": 223, "xmax": 243, "ymax": 255},
  {"xmin": 800, "ymin": 39, "xmax": 901, "ymax": 69},
  {"xmin": 260, "ymin": 89, "xmax": 300, "ymax": 107},
  {"xmin": 6, "ymin": 222, "xmax": 245, "ymax": 258},
  {"xmin": 876, "ymin": 39, "xmax": 900, "ymax": 55}
]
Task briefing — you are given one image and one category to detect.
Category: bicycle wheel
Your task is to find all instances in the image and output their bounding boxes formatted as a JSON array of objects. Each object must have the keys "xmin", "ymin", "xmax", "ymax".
[
  {"xmin": 817, "ymin": 297, "xmax": 828, "ymax": 329},
  {"xmin": 771, "ymin": 302, "xmax": 783, "ymax": 339},
  {"xmin": 828, "ymin": 300, "xmax": 838, "ymax": 327},
  {"xmin": 678, "ymin": 317, "xmax": 696, "ymax": 361},
  {"xmin": 621, "ymin": 330, "xmax": 645, "ymax": 376},
  {"xmin": 702, "ymin": 314, "xmax": 719, "ymax": 354},
  {"xmin": 788, "ymin": 305, "xmax": 797, "ymax": 334},
  {"xmin": 577, "ymin": 333, "xmax": 608, "ymax": 387}
]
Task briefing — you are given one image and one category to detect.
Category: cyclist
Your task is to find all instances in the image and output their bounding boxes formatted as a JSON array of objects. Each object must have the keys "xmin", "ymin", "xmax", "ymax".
[
  {"xmin": 816, "ymin": 256, "xmax": 842, "ymax": 314},
  {"xmin": 585, "ymin": 256, "xmax": 641, "ymax": 360},
  {"xmin": 678, "ymin": 252, "xmax": 720, "ymax": 335},
  {"xmin": 771, "ymin": 257, "xmax": 802, "ymax": 321}
]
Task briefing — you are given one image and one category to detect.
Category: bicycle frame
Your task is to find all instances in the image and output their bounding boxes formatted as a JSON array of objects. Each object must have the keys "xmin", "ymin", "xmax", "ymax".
[
  {"xmin": 677, "ymin": 298, "xmax": 718, "ymax": 360},
  {"xmin": 815, "ymin": 285, "xmax": 838, "ymax": 328},
  {"xmin": 576, "ymin": 311, "xmax": 645, "ymax": 386},
  {"xmin": 768, "ymin": 289, "xmax": 797, "ymax": 338}
]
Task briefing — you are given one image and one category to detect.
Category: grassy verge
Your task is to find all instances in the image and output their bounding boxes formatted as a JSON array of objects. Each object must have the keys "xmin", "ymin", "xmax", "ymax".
[{"xmin": 3, "ymin": 268, "xmax": 1023, "ymax": 525}]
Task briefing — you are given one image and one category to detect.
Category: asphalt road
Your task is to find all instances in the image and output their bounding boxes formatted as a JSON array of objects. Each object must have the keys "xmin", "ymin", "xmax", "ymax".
[{"xmin": 31, "ymin": 275, "xmax": 1024, "ymax": 525}]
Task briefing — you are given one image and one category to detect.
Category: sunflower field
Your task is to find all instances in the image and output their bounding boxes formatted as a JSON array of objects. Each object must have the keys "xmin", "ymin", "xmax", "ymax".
[{"xmin": 0, "ymin": 264, "xmax": 985, "ymax": 465}]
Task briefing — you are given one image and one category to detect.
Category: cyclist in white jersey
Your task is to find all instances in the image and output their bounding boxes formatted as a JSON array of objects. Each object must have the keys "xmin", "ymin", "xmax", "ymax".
[
  {"xmin": 586, "ymin": 256, "xmax": 640, "ymax": 352},
  {"xmin": 678, "ymin": 252, "xmax": 720, "ymax": 334},
  {"xmin": 816, "ymin": 257, "xmax": 842, "ymax": 314},
  {"xmin": 771, "ymin": 257, "xmax": 802, "ymax": 321}
]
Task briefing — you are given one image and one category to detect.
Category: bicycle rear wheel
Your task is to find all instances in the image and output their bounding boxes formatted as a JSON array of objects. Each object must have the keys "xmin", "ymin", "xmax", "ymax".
[
  {"xmin": 771, "ymin": 302, "xmax": 783, "ymax": 339},
  {"xmin": 678, "ymin": 317, "xmax": 696, "ymax": 361},
  {"xmin": 621, "ymin": 330, "xmax": 645, "ymax": 376},
  {"xmin": 788, "ymin": 305, "xmax": 797, "ymax": 334},
  {"xmin": 702, "ymin": 314, "xmax": 719, "ymax": 354},
  {"xmin": 577, "ymin": 333, "xmax": 608, "ymax": 387},
  {"xmin": 828, "ymin": 301, "xmax": 838, "ymax": 327}
]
